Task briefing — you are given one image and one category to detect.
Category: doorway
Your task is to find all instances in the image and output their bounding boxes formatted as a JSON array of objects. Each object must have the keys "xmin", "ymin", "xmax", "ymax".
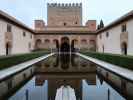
[{"xmin": 60, "ymin": 37, "xmax": 70, "ymax": 52}]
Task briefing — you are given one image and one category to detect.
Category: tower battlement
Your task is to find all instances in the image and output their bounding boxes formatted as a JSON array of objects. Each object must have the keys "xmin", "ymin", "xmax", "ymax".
[
  {"xmin": 47, "ymin": 3, "xmax": 82, "ymax": 26},
  {"xmin": 47, "ymin": 3, "xmax": 82, "ymax": 7}
]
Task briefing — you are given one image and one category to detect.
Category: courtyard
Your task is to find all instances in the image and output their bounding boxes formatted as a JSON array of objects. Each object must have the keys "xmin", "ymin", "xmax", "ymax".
[{"xmin": 0, "ymin": 0, "xmax": 133, "ymax": 100}]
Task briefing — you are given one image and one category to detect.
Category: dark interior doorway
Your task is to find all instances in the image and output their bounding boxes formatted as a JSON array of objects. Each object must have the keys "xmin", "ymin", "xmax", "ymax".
[
  {"xmin": 71, "ymin": 39, "xmax": 78, "ymax": 52},
  {"xmin": 60, "ymin": 37, "xmax": 70, "ymax": 52},
  {"xmin": 71, "ymin": 40, "xmax": 75, "ymax": 52},
  {"xmin": 6, "ymin": 42, "xmax": 11, "ymax": 55},
  {"xmin": 121, "ymin": 42, "xmax": 127, "ymax": 55}
]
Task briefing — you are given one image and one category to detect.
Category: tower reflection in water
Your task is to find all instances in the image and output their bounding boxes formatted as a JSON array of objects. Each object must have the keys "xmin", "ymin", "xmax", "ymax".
[{"xmin": 35, "ymin": 53, "xmax": 96, "ymax": 100}]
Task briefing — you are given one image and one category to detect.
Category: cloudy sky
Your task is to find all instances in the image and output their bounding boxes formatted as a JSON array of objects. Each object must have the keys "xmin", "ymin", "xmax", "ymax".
[{"xmin": 0, "ymin": 0, "xmax": 133, "ymax": 28}]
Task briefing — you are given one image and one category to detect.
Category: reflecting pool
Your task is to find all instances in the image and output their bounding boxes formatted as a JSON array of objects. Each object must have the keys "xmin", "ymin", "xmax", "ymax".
[{"xmin": 0, "ymin": 54, "xmax": 132, "ymax": 100}]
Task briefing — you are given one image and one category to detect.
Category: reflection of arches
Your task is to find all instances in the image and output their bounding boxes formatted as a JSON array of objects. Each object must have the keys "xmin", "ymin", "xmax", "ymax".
[
  {"xmin": 71, "ymin": 54, "xmax": 78, "ymax": 67},
  {"xmin": 53, "ymin": 54, "xmax": 59, "ymax": 67},
  {"xmin": 60, "ymin": 54, "xmax": 70, "ymax": 70},
  {"xmin": 60, "ymin": 37, "xmax": 70, "ymax": 52},
  {"xmin": 53, "ymin": 39, "xmax": 59, "ymax": 51},
  {"xmin": 6, "ymin": 42, "xmax": 12, "ymax": 55},
  {"xmin": 35, "ymin": 39, "xmax": 42, "ymax": 49},
  {"xmin": 121, "ymin": 42, "xmax": 127, "ymax": 55},
  {"xmin": 71, "ymin": 39, "xmax": 78, "ymax": 52}
]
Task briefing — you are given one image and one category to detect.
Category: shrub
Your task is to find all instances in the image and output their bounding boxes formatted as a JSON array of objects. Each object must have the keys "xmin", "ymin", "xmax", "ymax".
[
  {"xmin": 0, "ymin": 51, "xmax": 50, "ymax": 70},
  {"xmin": 80, "ymin": 51, "xmax": 133, "ymax": 70}
]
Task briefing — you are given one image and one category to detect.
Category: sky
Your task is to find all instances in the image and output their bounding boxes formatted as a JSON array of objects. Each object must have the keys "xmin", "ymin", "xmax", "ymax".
[{"xmin": 0, "ymin": 0, "xmax": 133, "ymax": 28}]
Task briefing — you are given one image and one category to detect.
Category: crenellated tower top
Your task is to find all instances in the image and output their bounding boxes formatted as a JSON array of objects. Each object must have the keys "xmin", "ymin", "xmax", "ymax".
[
  {"xmin": 47, "ymin": 3, "xmax": 82, "ymax": 8},
  {"xmin": 47, "ymin": 3, "xmax": 82, "ymax": 26}
]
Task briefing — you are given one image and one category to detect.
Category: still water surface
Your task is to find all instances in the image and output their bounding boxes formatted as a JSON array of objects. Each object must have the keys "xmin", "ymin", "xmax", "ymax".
[{"xmin": 6, "ymin": 54, "xmax": 127, "ymax": 100}]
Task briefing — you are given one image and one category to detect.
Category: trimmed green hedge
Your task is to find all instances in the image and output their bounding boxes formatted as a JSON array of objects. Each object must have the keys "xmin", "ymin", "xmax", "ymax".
[
  {"xmin": 0, "ymin": 51, "xmax": 50, "ymax": 70},
  {"xmin": 80, "ymin": 51, "xmax": 133, "ymax": 70}
]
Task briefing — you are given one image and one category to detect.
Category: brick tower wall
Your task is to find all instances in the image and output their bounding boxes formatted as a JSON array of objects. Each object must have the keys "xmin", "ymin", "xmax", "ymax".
[{"xmin": 47, "ymin": 3, "xmax": 82, "ymax": 26}]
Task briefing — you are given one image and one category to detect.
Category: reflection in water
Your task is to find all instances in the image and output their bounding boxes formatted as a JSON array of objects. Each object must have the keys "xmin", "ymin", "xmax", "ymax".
[
  {"xmin": 10, "ymin": 73, "xmax": 96, "ymax": 100},
  {"xmin": 35, "ymin": 54, "xmax": 96, "ymax": 73},
  {"xmin": 5, "ymin": 54, "xmax": 127, "ymax": 100},
  {"xmin": 53, "ymin": 54, "xmax": 59, "ymax": 67},
  {"xmin": 60, "ymin": 54, "xmax": 70, "ymax": 70},
  {"xmin": 55, "ymin": 85, "xmax": 76, "ymax": 100},
  {"xmin": 9, "ymin": 73, "xmax": 126, "ymax": 100},
  {"xmin": 71, "ymin": 54, "xmax": 78, "ymax": 67}
]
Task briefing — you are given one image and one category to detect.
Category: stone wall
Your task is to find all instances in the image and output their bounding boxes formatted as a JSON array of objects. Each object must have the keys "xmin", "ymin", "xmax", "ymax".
[
  {"xmin": 35, "ymin": 34, "xmax": 96, "ymax": 51},
  {"xmin": 47, "ymin": 3, "xmax": 82, "ymax": 26},
  {"xmin": 97, "ymin": 19, "xmax": 133, "ymax": 55},
  {"xmin": 0, "ymin": 19, "xmax": 34, "ymax": 55}
]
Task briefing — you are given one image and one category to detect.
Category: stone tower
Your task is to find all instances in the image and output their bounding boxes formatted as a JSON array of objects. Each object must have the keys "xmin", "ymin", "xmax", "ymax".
[{"xmin": 47, "ymin": 3, "xmax": 82, "ymax": 26}]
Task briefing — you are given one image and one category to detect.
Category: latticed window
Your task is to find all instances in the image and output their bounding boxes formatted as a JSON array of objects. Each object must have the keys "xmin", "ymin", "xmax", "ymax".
[
  {"xmin": 121, "ymin": 24, "xmax": 127, "ymax": 32},
  {"xmin": 106, "ymin": 32, "xmax": 109, "ymax": 37},
  {"xmin": 23, "ymin": 31, "xmax": 26, "ymax": 37},
  {"xmin": 7, "ymin": 24, "xmax": 12, "ymax": 32}
]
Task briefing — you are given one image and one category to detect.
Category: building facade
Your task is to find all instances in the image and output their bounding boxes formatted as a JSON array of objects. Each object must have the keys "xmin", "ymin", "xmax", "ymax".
[
  {"xmin": 0, "ymin": 11, "xmax": 34, "ymax": 55},
  {"xmin": 0, "ymin": 3, "xmax": 133, "ymax": 55},
  {"xmin": 97, "ymin": 11, "xmax": 133, "ymax": 55},
  {"xmin": 34, "ymin": 3, "xmax": 97, "ymax": 52}
]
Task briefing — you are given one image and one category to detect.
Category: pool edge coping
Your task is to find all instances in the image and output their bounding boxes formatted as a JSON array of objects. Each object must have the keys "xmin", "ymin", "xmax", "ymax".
[
  {"xmin": 0, "ymin": 53, "xmax": 55, "ymax": 82},
  {"xmin": 77, "ymin": 53, "xmax": 133, "ymax": 82}
]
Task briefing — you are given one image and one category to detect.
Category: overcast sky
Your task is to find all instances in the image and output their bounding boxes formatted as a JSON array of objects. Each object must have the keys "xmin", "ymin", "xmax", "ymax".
[{"xmin": 0, "ymin": 0, "xmax": 133, "ymax": 28}]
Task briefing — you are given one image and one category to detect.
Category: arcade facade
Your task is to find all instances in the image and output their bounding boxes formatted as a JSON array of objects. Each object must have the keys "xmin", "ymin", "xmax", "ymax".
[{"xmin": 35, "ymin": 34, "xmax": 97, "ymax": 52}]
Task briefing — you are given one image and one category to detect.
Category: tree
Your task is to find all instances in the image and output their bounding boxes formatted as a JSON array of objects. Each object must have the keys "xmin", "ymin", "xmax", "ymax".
[
  {"xmin": 100, "ymin": 19, "xmax": 104, "ymax": 29},
  {"xmin": 97, "ymin": 25, "xmax": 100, "ymax": 30}
]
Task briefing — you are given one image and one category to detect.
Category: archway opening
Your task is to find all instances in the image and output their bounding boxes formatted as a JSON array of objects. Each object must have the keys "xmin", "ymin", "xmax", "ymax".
[
  {"xmin": 6, "ymin": 42, "xmax": 12, "ymax": 55},
  {"xmin": 53, "ymin": 39, "xmax": 59, "ymax": 52},
  {"xmin": 121, "ymin": 42, "xmax": 127, "ymax": 55},
  {"xmin": 45, "ymin": 39, "xmax": 50, "ymax": 49},
  {"xmin": 60, "ymin": 37, "xmax": 70, "ymax": 52},
  {"xmin": 35, "ymin": 39, "xmax": 42, "ymax": 49},
  {"xmin": 71, "ymin": 39, "xmax": 78, "ymax": 52}
]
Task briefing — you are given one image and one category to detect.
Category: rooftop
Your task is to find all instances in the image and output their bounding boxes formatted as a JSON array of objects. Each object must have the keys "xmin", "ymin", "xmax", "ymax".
[{"xmin": 97, "ymin": 10, "xmax": 133, "ymax": 34}]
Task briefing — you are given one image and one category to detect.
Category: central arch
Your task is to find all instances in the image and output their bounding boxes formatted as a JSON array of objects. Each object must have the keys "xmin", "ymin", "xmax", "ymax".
[{"xmin": 60, "ymin": 37, "xmax": 70, "ymax": 52}]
